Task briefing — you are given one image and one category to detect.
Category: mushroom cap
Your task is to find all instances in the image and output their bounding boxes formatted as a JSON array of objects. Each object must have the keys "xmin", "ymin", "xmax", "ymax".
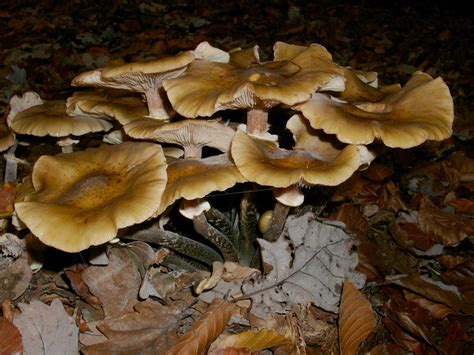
[
  {"xmin": 0, "ymin": 121, "xmax": 15, "ymax": 152},
  {"xmin": 6, "ymin": 91, "xmax": 44, "ymax": 127},
  {"xmin": 339, "ymin": 68, "xmax": 388, "ymax": 102},
  {"xmin": 124, "ymin": 118, "xmax": 236, "ymax": 154},
  {"xmin": 296, "ymin": 72, "xmax": 454, "ymax": 148},
  {"xmin": 154, "ymin": 153, "xmax": 246, "ymax": 216},
  {"xmin": 14, "ymin": 142, "xmax": 168, "ymax": 252},
  {"xmin": 66, "ymin": 91, "xmax": 149, "ymax": 125},
  {"xmin": 231, "ymin": 129, "xmax": 362, "ymax": 187},
  {"xmin": 162, "ymin": 41, "xmax": 345, "ymax": 118},
  {"xmin": 72, "ymin": 51, "xmax": 195, "ymax": 92},
  {"xmin": 10, "ymin": 100, "xmax": 112, "ymax": 137}
]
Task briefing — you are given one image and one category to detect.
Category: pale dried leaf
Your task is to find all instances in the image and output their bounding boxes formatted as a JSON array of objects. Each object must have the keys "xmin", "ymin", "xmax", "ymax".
[
  {"xmin": 0, "ymin": 252, "xmax": 32, "ymax": 303},
  {"xmin": 82, "ymin": 241, "xmax": 156, "ymax": 318},
  {"xmin": 339, "ymin": 279, "xmax": 375, "ymax": 355},
  {"xmin": 81, "ymin": 299, "xmax": 183, "ymax": 354},
  {"xmin": 419, "ymin": 196, "xmax": 474, "ymax": 245},
  {"xmin": 210, "ymin": 329, "xmax": 291, "ymax": 354},
  {"xmin": 0, "ymin": 317, "xmax": 23, "ymax": 355},
  {"xmin": 196, "ymin": 261, "xmax": 224, "ymax": 294},
  {"xmin": 13, "ymin": 299, "xmax": 79, "ymax": 355},
  {"xmin": 242, "ymin": 213, "xmax": 366, "ymax": 317},
  {"xmin": 166, "ymin": 298, "xmax": 235, "ymax": 355}
]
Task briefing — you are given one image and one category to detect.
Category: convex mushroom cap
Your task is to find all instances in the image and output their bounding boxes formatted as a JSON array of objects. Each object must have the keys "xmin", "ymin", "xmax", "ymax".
[
  {"xmin": 14, "ymin": 142, "xmax": 168, "ymax": 252},
  {"xmin": 296, "ymin": 71, "xmax": 454, "ymax": 148},
  {"xmin": 8, "ymin": 94, "xmax": 112, "ymax": 138},
  {"xmin": 66, "ymin": 91, "xmax": 149, "ymax": 126},
  {"xmin": 124, "ymin": 118, "xmax": 236, "ymax": 158},
  {"xmin": 231, "ymin": 116, "xmax": 369, "ymax": 189},
  {"xmin": 163, "ymin": 41, "xmax": 345, "ymax": 137},
  {"xmin": 72, "ymin": 50, "xmax": 195, "ymax": 119}
]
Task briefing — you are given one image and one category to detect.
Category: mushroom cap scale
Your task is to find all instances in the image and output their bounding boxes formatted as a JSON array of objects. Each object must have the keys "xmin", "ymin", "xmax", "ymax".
[
  {"xmin": 15, "ymin": 142, "xmax": 167, "ymax": 252},
  {"xmin": 231, "ymin": 130, "xmax": 361, "ymax": 188},
  {"xmin": 10, "ymin": 100, "xmax": 112, "ymax": 137},
  {"xmin": 296, "ymin": 72, "xmax": 454, "ymax": 148}
]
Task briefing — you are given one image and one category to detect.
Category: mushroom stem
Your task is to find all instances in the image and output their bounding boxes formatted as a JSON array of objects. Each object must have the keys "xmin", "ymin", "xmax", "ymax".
[
  {"xmin": 183, "ymin": 145, "xmax": 202, "ymax": 159},
  {"xmin": 247, "ymin": 108, "xmax": 269, "ymax": 136},
  {"xmin": 144, "ymin": 87, "xmax": 169, "ymax": 119},
  {"xmin": 239, "ymin": 191, "xmax": 259, "ymax": 266},
  {"xmin": 193, "ymin": 213, "xmax": 239, "ymax": 262},
  {"xmin": 122, "ymin": 226, "xmax": 223, "ymax": 266},
  {"xmin": 262, "ymin": 201, "xmax": 290, "ymax": 242}
]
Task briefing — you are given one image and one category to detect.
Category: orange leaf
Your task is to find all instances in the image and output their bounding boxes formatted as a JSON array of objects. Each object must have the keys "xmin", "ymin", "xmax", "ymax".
[
  {"xmin": 167, "ymin": 298, "xmax": 234, "ymax": 355},
  {"xmin": 403, "ymin": 290, "xmax": 455, "ymax": 319},
  {"xmin": 338, "ymin": 279, "xmax": 376, "ymax": 355},
  {"xmin": 0, "ymin": 317, "xmax": 23, "ymax": 355}
]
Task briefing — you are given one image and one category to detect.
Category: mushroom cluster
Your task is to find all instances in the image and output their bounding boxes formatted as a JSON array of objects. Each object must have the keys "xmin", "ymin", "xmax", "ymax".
[{"xmin": 3, "ymin": 41, "xmax": 454, "ymax": 269}]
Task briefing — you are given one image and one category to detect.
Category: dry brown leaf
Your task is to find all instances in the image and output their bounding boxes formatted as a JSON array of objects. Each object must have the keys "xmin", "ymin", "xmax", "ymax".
[
  {"xmin": 330, "ymin": 203, "xmax": 369, "ymax": 237},
  {"xmin": 446, "ymin": 197, "xmax": 474, "ymax": 216},
  {"xmin": 167, "ymin": 298, "xmax": 235, "ymax": 355},
  {"xmin": 0, "ymin": 316, "xmax": 23, "ymax": 355},
  {"xmin": 81, "ymin": 299, "xmax": 183, "ymax": 354},
  {"xmin": 13, "ymin": 299, "xmax": 79, "ymax": 355},
  {"xmin": 441, "ymin": 258, "xmax": 474, "ymax": 304},
  {"xmin": 338, "ymin": 279, "xmax": 375, "ymax": 355},
  {"xmin": 82, "ymin": 241, "xmax": 156, "ymax": 318},
  {"xmin": 209, "ymin": 329, "xmax": 291, "ymax": 354},
  {"xmin": 403, "ymin": 290, "xmax": 456, "ymax": 319},
  {"xmin": 382, "ymin": 316, "xmax": 425, "ymax": 355},
  {"xmin": 418, "ymin": 196, "xmax": 474, "ymax": 245},
  {"xmin": 392, "ymin": 273, "xmax": 474, "ymax": 315},
  {"xmin": 0, "ymin": 182, "xmax": 16, "ymax": 217}
]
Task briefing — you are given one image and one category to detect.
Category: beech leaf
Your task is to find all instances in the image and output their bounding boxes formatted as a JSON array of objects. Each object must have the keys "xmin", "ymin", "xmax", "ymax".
[
  {"xmin": 242, "ymin": 213, "xmax": 366, "ymax": 317},
  {"xmin": 0, "ymin": 317, "xmax": 23, "ymax": 355},
  {"xmin": 339, "ymin": 279, "xmax": 375, "ymax": 355},
  {"xmin": 166, "ymin": 298, "xmax": 235, "ymax": 355},
  {"xmin": 13, "ymin": 299, "xmax": 79, "ymax": 355}
]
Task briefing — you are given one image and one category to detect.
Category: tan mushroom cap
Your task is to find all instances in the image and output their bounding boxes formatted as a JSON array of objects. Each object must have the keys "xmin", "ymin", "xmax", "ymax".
[
  {"xmin": 66, "ymin": 91, "xmax": 148, "ymax": 125},
  {"xmin": 124, "ymin": 118, "xmax": 235, "ymax": 157},
  {"xmin": 154, "ymin": 154, "xmax": 246, "ymax": 216},
  {"xmin": 14, "ymin": 142, "xmax": 168, "ymax": 252},
  {"xmin": 0, "ymin": 121, "xmax": 15, "ymax": 152},
  {"xmin": 10, "ymin": 100, "xmax": 112, "ymax": 137},
  {"xmin": 163, "ymin": 41, "xmax": 345, "ymax": 118},
  {"xmin": 72, "ymin": 51, "xmax": 195, "ymax": 87},
  {"xmin": 296, "ymin": 72, "xmax": 454, "ymax": 148},
  {"xmin": 231, "ymin": 129, "xmax": 363, "ymax": 188}
]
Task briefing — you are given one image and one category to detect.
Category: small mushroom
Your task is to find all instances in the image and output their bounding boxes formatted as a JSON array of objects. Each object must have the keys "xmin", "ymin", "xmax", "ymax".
[
  {"xmin": 14, "ymin": 142, "xmax": 168, "ymax": 252},
  {"xmin": 296, "ymin": 71, "xmax": 454, "ymax": 148},
  {"xmin": 72, "ymin": 50, "xmax": 196, "ymax": 119},
  {"xmin": 8, "ymin": 93, "xmax": 112, "ymax": 153}
]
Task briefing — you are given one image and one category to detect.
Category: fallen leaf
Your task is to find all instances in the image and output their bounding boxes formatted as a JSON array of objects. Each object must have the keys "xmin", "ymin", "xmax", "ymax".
[
  {"xmin": 242, "ymin": 213, "xmax": 366, "ymax": 316},
  {"xmin": 0, "ymin": 183, "xmax": 16, "ymax": 217},
  {"xmin": 403, "ymin": 290, "xmax": 456, "ymax": 319},
  {"xmin": 418, "ymin": 196, "xmax": 474, "ymax": 245},
  {"xmin": 13, "ymin": 299, "xmax": 79, "ymax": 355},
  {"xmin": 338, "ymin": 279, "xmax": 375, "ymax": 355},
  {"xmin": 166, "ymin": 298, "xmax": 235, "ymax": 355},
  {"xmin": 81, "ymin": 299, "xmax": 183, "ymax": 354},
  {"xmin": 382, "ymin": 316, "xmax": 425, "ymax": 355},
  {"xmin": 0, "ymin": 234, "xmax": 32, "ymax": 303},
  {"xmin": 209, "ymin": 328, "xmax": 291, "ymax": 354},
  {"xmin": 82, "ymin": 241, "xmax": 156, "ymax": 318},
  {"xmin": 0, "ymin": 317, "xmax": 23, "ymax": 355},
  {"xmin": 441, "ymin": 258, "xmax": 474, "ymax": 304}
]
